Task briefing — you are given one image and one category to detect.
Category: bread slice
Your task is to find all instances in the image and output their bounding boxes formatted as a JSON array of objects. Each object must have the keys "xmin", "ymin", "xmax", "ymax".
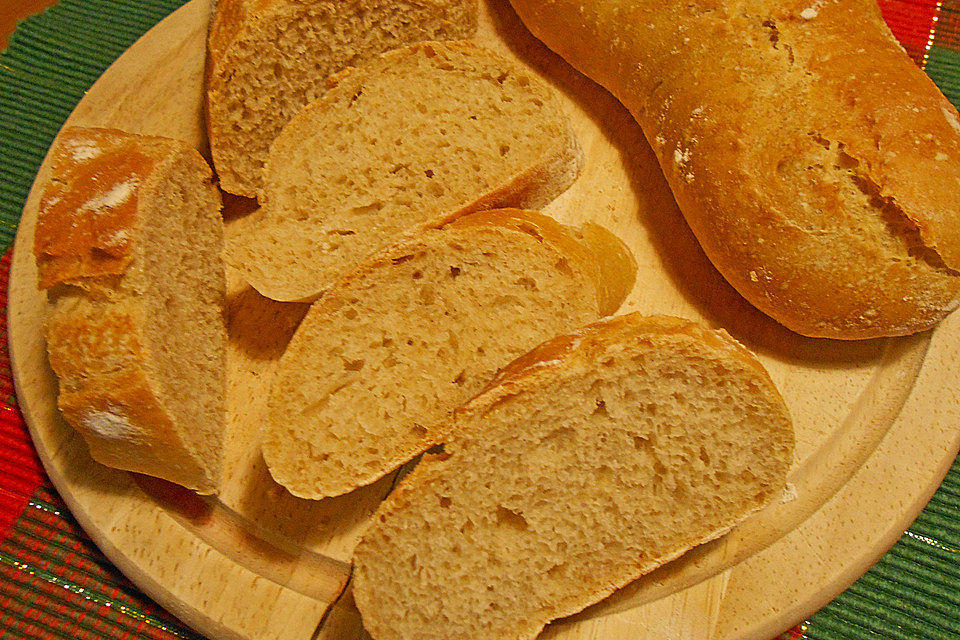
[
  {"xmin": 228, "ymin": 41, "xmax": 584, "ymax": 302},
  {"xmin": 353, "ymin": 313, "xmax": 795, "ymax": 640},
  {"xmin": 34, "ymin": 127, "xmax": 226, "ymax": 494},
  {"xmin": 261, "ymin": 209, "xmax": 635, "ymax": 499},
  {"xmin": 206, "ymin": 0, "xmax": 478, "ymax": 198}
]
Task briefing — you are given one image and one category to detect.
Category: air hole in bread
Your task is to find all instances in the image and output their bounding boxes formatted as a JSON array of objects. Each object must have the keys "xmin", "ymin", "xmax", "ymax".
[
  {"xmin": 343, "ymin": 358, "xmax": 365, "ymax": 371},
  {"xmin": 495, "ymin": 506, "xmax": 528, "ymax": 531},
  {"xmin": 592, "ymin": 398, "xmax": 608, "ymax": 417},
  {"xmin": 699, "ymin": 445, "xmax": 712, "ymax": 467},
  {"xmin": 516, "ymin": 277, "xmax": 538, "ymax": 290},
  {"xmin": 349, "ymin": 200, "xmax": 384, "ymax": 215},
  {"xmin": 631, "ymin": 434, "xmax": 652, "ymax": 452},
  {"xmin": 543, "ymin": 426, "xmax": 575, "ymax": 444},
  {"xmin": 449, "ymin": 266, "xmax": 462, "ymax": 278},
  {"xmin": 439, "ymin": 496, "xmax": 452, "ymax": 509}
]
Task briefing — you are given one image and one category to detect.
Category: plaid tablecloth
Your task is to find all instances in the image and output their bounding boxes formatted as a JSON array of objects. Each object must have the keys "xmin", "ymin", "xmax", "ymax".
[{"xmin": 1, "ymin": 1, "xmax": 959, "ymax": 639}]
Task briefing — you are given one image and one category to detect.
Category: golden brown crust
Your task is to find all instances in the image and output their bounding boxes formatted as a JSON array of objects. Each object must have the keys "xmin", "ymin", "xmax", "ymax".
[
  {"xmin": 508, "ymin": 0, "xmax": 960, "ymax": 339},
  {"xmin": 35, "ymin": 128, "xmax": 157, "ymax": 290},
  {"xmin": 480, "ymin": 313, "xmax": 773, "ymax": 398}
]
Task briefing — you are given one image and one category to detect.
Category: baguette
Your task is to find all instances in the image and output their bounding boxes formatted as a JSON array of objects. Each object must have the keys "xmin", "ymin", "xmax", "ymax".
[
  {"xmin": 261, "ymin": 209, "xmax": 635, "ymax": 499},
  {"xmin": 228, "ymin": 40, "xmax": 583, "ymax": 302},
  {"xmin": 353, "ymin": 313, "xmax": 795, "ymax": 640},
  {"xmin": 34, "ymin": 127, "xmax": 226, "ymax": 494},
  {"xmin": 507, "ymin": 0, "xmax": 960, "ymax": 339},
  {"xmin": 206, "ymin": 0, "xmax": 478, "ymax": 198}
]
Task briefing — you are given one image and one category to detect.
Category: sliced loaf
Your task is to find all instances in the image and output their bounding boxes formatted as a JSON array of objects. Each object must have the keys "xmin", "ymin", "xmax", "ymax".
[
  {"xmin": 261, "ymin": 209, "xmax": 635, "ymax": 499},
  {"xmin": 228, "ymin": 40, "xmax": 584, "ymax": 302},
  {"xmin": 206, "ymin": 0, "xmax": 478, "ymax": 198},
  {"xmin": 35, "ymin": 127, "xmax": 226, "ymax": 494},
  {"xmin": 353, "ymin": 313, "xmax": 795, "ymax": 640}
]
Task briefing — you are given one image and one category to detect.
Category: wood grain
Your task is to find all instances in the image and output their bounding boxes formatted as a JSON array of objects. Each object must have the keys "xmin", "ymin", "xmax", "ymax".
[{"xmin": 7, "ymin": 0, "xmax": 960, "ymax": 639}]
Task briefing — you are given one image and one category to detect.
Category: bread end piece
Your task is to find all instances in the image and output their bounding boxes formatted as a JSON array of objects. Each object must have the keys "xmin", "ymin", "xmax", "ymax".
[{"xmin": 37, "ymin": 127, "xmax": 226, "ymax": 494}]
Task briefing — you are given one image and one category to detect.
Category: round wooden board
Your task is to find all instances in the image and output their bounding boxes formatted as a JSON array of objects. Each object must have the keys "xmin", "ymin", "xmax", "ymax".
[{"xmin": 7, "ymin": 1, "xmax": 960, "ymax": 639}]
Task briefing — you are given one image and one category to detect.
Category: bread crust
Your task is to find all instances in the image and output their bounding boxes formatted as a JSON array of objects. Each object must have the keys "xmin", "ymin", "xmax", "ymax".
[
  {"xmin": 508, "ymin": 0, "xmax": 960, "ymax": 339},
  {"xmin": 35, "ymin": 128, "xmax": 158, "ymax": 291},
  {"xmin": 35, "ymin": 127, "xmax": 225, "ymax": 494}
]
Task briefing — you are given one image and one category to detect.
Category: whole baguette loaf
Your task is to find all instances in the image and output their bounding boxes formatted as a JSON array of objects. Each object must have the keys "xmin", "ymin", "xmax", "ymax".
[
  {"xmin": 508, "ymin": 0, "xmax": 960, "ymax": 339},
  {"xmin": 34, "ymin": 127, "xmax": 226, "ymax": 494},
  {"xmin": 228, "ymin": 40, "xmax": 583, "ymax": 302},
  {"xmin": 262, "ymin": 209, "xmax": 636, "ymax": 499},
  {"xmin": 353, "ymin": 313, "xmax": 795, "ymax": 640},
  {"xmin": 206, "ymin": 0, "xmax": 478, "ymax": 197}
]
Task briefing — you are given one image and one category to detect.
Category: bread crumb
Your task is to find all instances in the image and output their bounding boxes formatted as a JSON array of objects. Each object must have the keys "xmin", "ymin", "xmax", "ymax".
[
  {"xmin": 780, "ymin": 483, "xmax": 798, "ymax": 503},
  {"xmin": 749, "ymin": 270, "xmax": 759, "ymax": 282},
  {"xmin": 936, "ymin": 152, "xmax": 949, "ymax": 162},
  {"xmin": 83, "ymin": 408, "xmax": 141, "ymax": 440}
]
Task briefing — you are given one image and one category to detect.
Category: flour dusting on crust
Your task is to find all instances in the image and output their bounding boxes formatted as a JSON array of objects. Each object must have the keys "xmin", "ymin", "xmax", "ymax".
[{"xmin": 83, "ymin": 407, "xmax": 141, "ymax": 440}]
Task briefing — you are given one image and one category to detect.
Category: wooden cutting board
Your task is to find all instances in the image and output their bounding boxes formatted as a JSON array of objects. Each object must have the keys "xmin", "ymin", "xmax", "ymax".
[{"xmin": 7, "ymin": 1, "xmax": 960, "ymax": 639}]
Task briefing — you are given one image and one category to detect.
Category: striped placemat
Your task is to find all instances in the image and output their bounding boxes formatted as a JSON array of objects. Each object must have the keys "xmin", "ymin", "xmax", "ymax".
[{"xmin": 0, "ymin": 1, "xmax": 958, "ymax": 639}]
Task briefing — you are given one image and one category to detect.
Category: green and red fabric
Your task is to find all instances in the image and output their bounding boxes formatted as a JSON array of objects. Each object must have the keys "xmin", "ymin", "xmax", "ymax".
[{"xmin": 1, "ymin": 1, "xmax": 958, "ymax": 639}]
